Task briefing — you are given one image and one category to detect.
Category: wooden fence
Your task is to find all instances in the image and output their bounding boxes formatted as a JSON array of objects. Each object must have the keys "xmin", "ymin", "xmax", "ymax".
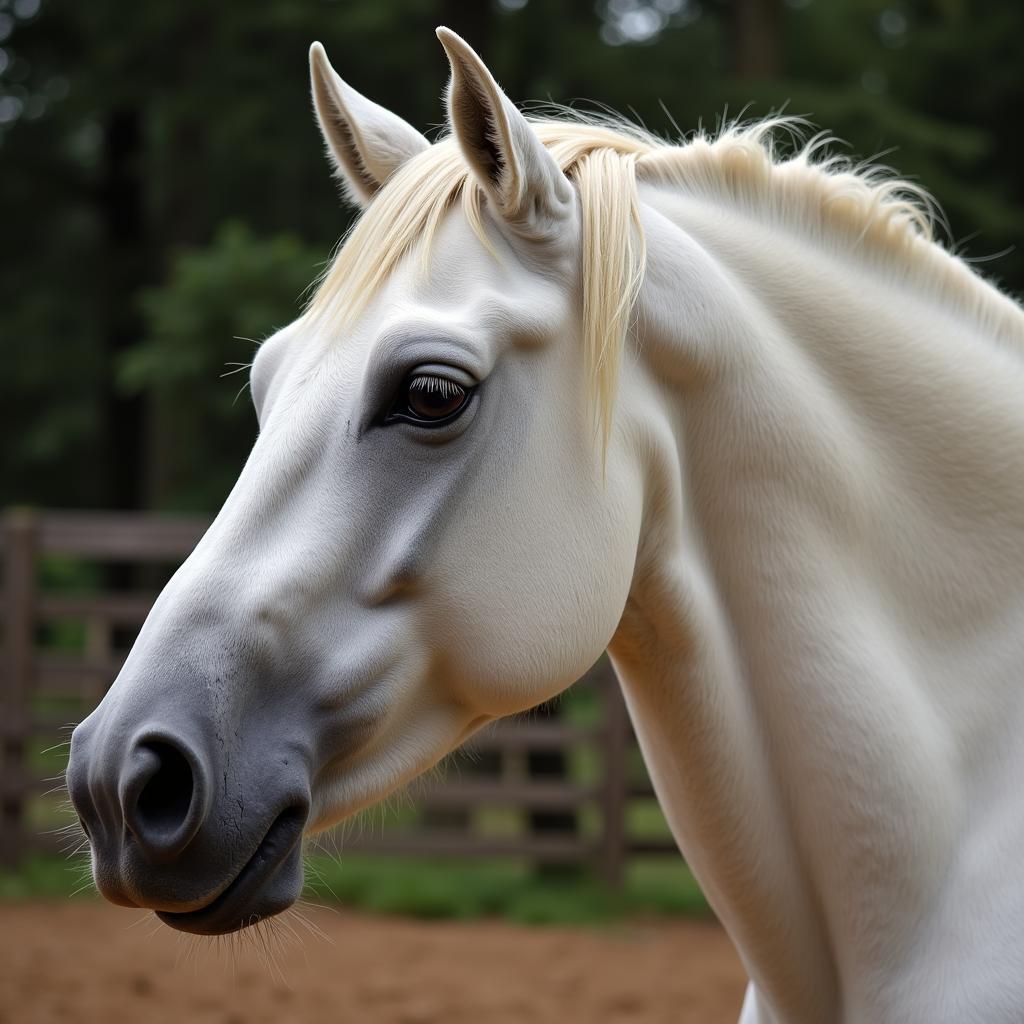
[{"xmin": 1, "ymin": 509, "xmax": 675, "ymax": 883}]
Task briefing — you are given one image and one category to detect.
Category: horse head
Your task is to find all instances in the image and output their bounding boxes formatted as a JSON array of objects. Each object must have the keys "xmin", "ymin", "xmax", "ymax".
[{"xmin": 67, "ymin": 29, "xmax": 644, "ymax": 934}]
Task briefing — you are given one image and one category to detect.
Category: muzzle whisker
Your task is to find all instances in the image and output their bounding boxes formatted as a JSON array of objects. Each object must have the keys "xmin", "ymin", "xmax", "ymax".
[
  {"xmin": 244, "ymin": 917, "xmax": 288, "ymax": 987},
  {"xmin": 68, "ymin": 876, "xmax": 97, "ymax": 898},
  {"xmin": 39, "ymin": 740, "xmax": 73, "ymax": 757},
  {"xmin": 175, "ymin": 931, "xmax": 198, "ymax": 973},
  {"xmin": 302, "ymin": 852, "xmax": 340, "ymax": 904},
  {"xmin": 44, "ymin": 820, "xmax": 84, "ymax": 835},
  {"xmin": 274, "ymin": 910, "xmax": 307, "ymax": 964},
  {"xmin": 39, "ymin": 783, "xmax": 72, "ymax": 798},
  {"xmin": 62, "ymin": 840, "xmax": 91, "ymax": 861}
]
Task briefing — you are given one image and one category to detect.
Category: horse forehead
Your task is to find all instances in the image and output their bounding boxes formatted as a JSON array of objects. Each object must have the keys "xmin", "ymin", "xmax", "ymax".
[
  {"xmin": 370, "ymin": 221, "xmax": 575, "ymax": 343},
  {"xmin": 289, "ymin": 208, "xmax": 575, "ymax": 388}
]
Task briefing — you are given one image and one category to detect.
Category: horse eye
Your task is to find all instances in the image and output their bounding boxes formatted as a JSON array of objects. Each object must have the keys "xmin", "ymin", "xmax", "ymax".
[{"xmin": 387, "ymin": 373, "xmax": 472, "ymax": 427}]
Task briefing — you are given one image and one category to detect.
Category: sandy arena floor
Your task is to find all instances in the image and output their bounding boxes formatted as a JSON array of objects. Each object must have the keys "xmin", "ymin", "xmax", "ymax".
[{"xmin": 0, "ymin": 901, "xmax": 746, "ymax": 1023}]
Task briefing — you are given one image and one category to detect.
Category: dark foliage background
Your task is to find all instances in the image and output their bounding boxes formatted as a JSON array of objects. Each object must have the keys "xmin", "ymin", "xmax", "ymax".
[{"xmin": 3, "ymin": 0, "xmax": 1022, "ymax": 513}]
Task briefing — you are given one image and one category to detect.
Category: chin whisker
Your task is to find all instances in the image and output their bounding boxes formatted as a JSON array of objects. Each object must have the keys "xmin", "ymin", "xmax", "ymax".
[{"xmin": 290, "ymin": 902, "xmax": 335, "ymax": 945}]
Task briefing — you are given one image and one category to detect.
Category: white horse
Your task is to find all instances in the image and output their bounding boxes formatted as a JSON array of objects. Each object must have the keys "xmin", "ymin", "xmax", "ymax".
[{"xmin": 67, "ymin": 27, "xmax": 1024, "ymax": 1024}]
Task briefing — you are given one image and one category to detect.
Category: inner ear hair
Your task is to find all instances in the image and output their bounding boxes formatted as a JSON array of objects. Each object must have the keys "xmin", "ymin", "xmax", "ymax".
[
  {"xmin": 449, "ymin": 75, "xmax": 507, "ymax": 190},
  {"xmin": 327, "ymin": 108, "xmax": 380, "ymax": 198}
]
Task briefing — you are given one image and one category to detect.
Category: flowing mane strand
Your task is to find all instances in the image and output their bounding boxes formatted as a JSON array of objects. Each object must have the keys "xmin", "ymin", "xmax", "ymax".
[{"xmin": 309, "ymin": 114, "xmax": 1024, "ymax": 446}]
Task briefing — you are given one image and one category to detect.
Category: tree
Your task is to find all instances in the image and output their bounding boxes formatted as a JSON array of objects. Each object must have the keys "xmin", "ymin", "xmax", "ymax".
[{"xmin": 3, "ymin": 0, "xmax": 1022, "ymax": 515}]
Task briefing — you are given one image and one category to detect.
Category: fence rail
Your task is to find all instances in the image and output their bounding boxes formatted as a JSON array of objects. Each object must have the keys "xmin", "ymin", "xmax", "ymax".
[{"xmin": 1, "ymin": 508, "xmax": 676, "ymax": 882}]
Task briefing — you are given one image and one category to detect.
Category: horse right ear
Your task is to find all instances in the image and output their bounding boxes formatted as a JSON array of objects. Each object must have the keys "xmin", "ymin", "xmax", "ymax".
[{"xmin": 309, "ymin": 42, "xmax": 430, "ymax": 207}]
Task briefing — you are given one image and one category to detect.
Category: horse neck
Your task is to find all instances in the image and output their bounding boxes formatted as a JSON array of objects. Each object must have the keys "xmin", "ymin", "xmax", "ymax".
[{"xmin": 607, "ymin": 184, "xmax": 1024, "ymax": 1023}]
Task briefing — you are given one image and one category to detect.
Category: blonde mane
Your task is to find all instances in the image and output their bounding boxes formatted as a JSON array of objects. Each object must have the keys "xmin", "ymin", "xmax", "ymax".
[{"xmin": 309, "ymin": 114, "xmax": 1024, "ymax": 446}]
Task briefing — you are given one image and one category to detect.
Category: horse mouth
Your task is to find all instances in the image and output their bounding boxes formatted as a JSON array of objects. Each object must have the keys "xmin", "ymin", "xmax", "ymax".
[{"xmin": 156, "ymin": 804, "xmax": 307, "ymax": 935}]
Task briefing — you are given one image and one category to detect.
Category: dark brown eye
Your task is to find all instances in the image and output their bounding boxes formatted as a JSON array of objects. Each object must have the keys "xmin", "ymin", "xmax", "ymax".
[{"xmin": 386, "ymin": 372, "xmax": 474, "ymax": 427}]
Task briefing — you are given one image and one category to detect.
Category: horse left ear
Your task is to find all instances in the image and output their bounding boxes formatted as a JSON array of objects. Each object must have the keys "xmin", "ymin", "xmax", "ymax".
[
  {"xmin": 310, "ymin": 42, "xmax": 430, "ymax": 207},
  {"xmin": 436, "ymin": 27, "xmax": 574, "ymax": 240}
]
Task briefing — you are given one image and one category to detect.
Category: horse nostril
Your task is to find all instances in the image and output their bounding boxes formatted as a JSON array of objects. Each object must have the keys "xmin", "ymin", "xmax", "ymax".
[
  {"xmin": 137, "ymin": 741, "xmax": 193, "ymax": 833},
  {"xmin": 124, "ymin": 738, "xmax": 205, "ymax": 863}
]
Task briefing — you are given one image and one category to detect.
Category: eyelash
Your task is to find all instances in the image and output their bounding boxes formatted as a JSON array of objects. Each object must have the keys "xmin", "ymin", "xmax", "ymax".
[
  {"xmin": 384, "ymin": 371, "xmax": 476, "ymax": 428},
  {"xmin": 408, "ymin": 375, "xmax": 464, "ymax": 401}
]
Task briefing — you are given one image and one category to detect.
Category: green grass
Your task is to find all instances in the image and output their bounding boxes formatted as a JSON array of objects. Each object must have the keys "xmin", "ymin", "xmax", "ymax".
[{"xmin": 0, "ymin": 852, "xmax": 710, "ymax": 924}]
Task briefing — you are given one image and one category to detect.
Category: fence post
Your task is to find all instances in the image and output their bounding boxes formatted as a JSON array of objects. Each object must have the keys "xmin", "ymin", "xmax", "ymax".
[
  {"xmin": 1, "ymin": 508, "xmax": 37, "ymax": 867},
  {"xmin": 598, "ymin": 665, "xmax": 629, "ymax": 888}
]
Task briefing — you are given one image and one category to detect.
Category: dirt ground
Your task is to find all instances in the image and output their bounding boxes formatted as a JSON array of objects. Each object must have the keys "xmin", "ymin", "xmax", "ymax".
[{"xmin": 0, "ymin": 901, "xmax": 747, "ymax": 1024}]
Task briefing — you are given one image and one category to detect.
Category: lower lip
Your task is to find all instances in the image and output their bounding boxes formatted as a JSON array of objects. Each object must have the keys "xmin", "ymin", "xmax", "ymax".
[{"xmin": 156, "ymin": 805, "xmax": 306, "ymax": 935}]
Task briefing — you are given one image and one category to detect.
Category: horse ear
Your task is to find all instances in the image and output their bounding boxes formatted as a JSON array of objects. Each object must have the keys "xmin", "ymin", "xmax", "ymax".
[
  {"xmin": 436, "ymin": 27, "xmax": 574, "ymax": 239},
  {"xmin": 309, "ymin": 42, "xmax": 430, "ymax": 207}
]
